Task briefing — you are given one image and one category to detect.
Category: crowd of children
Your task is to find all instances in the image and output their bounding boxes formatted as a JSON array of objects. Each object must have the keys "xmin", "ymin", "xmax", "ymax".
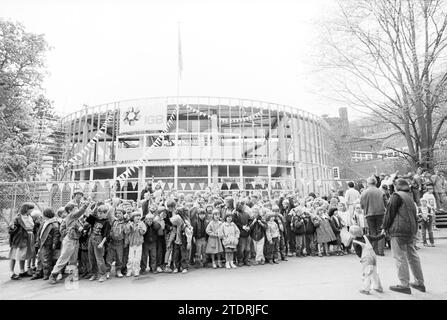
[{"xmin": 7, "ymin": 170, "xmax": 442, "ymax": 286}]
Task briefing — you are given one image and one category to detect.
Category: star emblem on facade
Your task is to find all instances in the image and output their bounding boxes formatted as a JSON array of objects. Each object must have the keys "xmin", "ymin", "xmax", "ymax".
[{"xmin": 123, "ymin": 107, "xmax": 141, "ymax": 126}]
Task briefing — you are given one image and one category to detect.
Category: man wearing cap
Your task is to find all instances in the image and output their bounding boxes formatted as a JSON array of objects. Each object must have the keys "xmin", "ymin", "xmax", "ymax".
[
  {"xmin": 360, "ymin": 176, "xmax": 387, "ymax": 256},
  {"xmin": 382, "ymin": 178, "xmax": 425, "ymax": 294}
]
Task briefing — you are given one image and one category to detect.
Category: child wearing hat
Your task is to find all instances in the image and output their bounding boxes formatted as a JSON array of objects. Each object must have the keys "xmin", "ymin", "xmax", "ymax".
[
  {"xmin": 141, "ymin": 213, "xmax": 161, "ymax": 274},
  {"xmin": 124, "ymin": 210, "xmax": 147, "ymax": 277},
  {"xmin": 218, "ymin": 213, "xmax": 240, "ymax": 269},
  {"xmin": 350, "ymin": 225, "xmax": 385, "ymax": 295}
]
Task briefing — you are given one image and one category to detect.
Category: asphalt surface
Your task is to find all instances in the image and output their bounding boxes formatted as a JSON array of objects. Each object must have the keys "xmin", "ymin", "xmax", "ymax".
[{"xmin": 1, "ymin": 238, "xmax": 447, "ymax": 300}]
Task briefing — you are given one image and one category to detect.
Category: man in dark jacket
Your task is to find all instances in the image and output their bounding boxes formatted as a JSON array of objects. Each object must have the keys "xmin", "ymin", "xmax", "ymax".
[
  {"xmin": 249, "ymin": 209, "xmax": 267, "ymax": 264},
  {"xmin": 233, "ymin": 202, "xmax": 252, "ymax": 266},
  {"xmin": 382, "ymin": 178, "xmax": 425, "ymax": 294}
]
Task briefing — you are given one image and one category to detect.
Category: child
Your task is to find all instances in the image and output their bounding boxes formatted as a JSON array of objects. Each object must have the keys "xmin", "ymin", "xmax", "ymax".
[
  {"xmin": 314, "ymin": 207, "xmax": 337, "ymax": 257},
  {"xmin": 272, "ymin": 206, "xmax": 288, "ymax": 261},
  {"xmin": 154, "ymin": 207, "xmax": 166, "ymax": 273},
  {"xmin": 328, "ymin": 207, "xmax": 344, "ymax": 256},
  {"xmin": 418, "ymin": 198, "xmax": 435, "ymax": 247},
  {"xmin": 352, "ymin": 202, "xmax": 367, "ymax": 235},
  {"xmin": 218, "ymin": 213, "xmax": 240, "ymax": 269},
  {"xmin": 85, "ymin": 204, "xmax": 112, "ymax": 282},
  {"xmin": 290, "ymin": 208, "xmax": 306, "ymax": 257},
  {"xmin": 32, "ymin": 208, "xmax": 61, "ymax": 280},
  {"xmin": 106, "ymin": 206, "xmax": 127, "ymax": 278},
  {"xmin": 303, "ymin": 210, "xmax": 317, "ymax": 256},
  {"xmin": 205, "ymin": 209, "xmax": 224, "ymax": 268},
  {"xmin": 78, "ymin": 219, "xmax": 91, "ymax": 279},
  {"xmin": 166, "ymin": 209, "xmax": 192, "ymax": 273},
  {"xmin": 141, "ymin": 213, "xmax": 161, "ymax": 273},
  {"xmin": 193, "ymin": 209, "xmax": 209, "ymax": 268},
  {"xmin": 350, "ymin": 225, "xmax": 384, "ymax": 295},
  {"xmin": 124, "ymin": 211, "xmax": 147, "ymax": 277},
  {"xmin": 249, "ymin": 207, "xmax": 267, "ymax": 265},
  {"xmin": 265, "ymin": 212, "xmax": 280, "ymax": 264}
]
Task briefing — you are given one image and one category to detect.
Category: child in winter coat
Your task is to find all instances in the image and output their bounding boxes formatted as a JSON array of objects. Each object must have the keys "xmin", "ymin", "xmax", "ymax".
[
  {"xmin": 124, "ymin": 211, "xmax": 147, "ymax": 277},
  {"xmin": 249, "ymin": 207, "xmax": 267, "ymax": 265},
  {"xmin": 350, "ymin": 225, "xmax": 384, "ymax": 295},
  {"xmin": 265, "ymin": 212, "xmax": 280, "ymax": 264},
  {"xmin": 303, "ymin": 210, "xmax": 317, "ymax": 256},
  {"xmin": 154, "ymin": 207, "xmax": 166, "ymax": 272},
  {"xmin": 218, "ymin": 213, "xmax": 240, "ymax": 269},
  {"xmin": 85, "ymin": 204, "xmax": 112, "ymax": 283},
  {"xmin": 314, "ymin": 207, "xmax": 337, "ymax": 257},
  {"xmin": 206, "ymin": 210, "xmax": 224, "ymax": 268},
  {"xmin": 272, "ymin": 206, "xmax": 287, "ymax": 261},
  {"xmin": 328, "ymin": 207, "xmax": 344, "ymax": 256},
  {"xmin": 290, "ymin": 208, "xmax": 306, "ymax": 257},
  {"xmin": 106, "ymin": 206, "xmax": 126, "ymax": 278},
  {"xmin": 193, "ymin": 208, "xmax": 209, "ymax": 268},
  {"xmin": 31, "ymin": 208, "xmax": 61, "ymax": 280},
  {"xmin": 141, "ymin": 213, "xmax": 161, "ymax": 274},
  {"xmin": 165, "ymin": 208, "xmax": 193, "ymax": 273}
]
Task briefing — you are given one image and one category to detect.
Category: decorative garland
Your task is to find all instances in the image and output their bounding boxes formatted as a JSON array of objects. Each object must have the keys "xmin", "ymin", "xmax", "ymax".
[
  {"xmin": 184, "ymin": 104, "xmax": 262, "ymax": 124},
  {"xmin": 57, "ymin": 112, "xmax": 114, "ymax": 173},
  {"xmin": 115, "ymin": 105, "xmax": 178, "ymax": 183}
]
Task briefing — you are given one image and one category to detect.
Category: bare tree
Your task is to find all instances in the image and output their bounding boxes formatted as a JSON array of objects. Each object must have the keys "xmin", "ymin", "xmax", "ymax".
[{"xmin": 320, "ymin": 0, "xmax": 447, "ymax": 170}]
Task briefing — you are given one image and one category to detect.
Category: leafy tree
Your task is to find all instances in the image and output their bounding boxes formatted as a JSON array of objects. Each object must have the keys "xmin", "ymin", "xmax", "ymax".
[
  {"xmin": 320, "ymin": 0, "xmax": 447, "ymax": 170},
  {"xmin": 0, "ymin": 19, "xmax": 50, "ymax": 181}
]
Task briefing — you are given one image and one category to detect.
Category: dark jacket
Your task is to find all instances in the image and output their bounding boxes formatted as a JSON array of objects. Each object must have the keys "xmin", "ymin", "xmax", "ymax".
[
  {"xmin": 143, "ymin": 221, "xmax": 161, "ymax": 243},
  {"xmin": 304, "ymin": 216, "xmax": 316, "ymax": 234},
  {"xmin": 9, "ymin": 215, "xmax": 31, "ymax": 248},
  {"xmin": 193, "ymin": 217, "xmax": 208, "ymax": 239},
  {"xmin": 382, "ymin": 189, "xmax": 418, "ymax": 239},
  {"xmin": 249, "ymin": 218, "xmax": 267, "ymax": 241},
  {"xmin": 291, "ymin": 215, "xmax": 306, "ymax": 235},
  {"xmin": 353, "ymin": 234, "xmax": 385, "ymax": 258},
  {"xmin": 233, "ymin": 210, "xmax": 252, "ymax": 238},
  {"xmin": 37, "ymin": 219, "xmax": 61, "ymax": 249},
  {"xmin": 329, "ymin": 215, "xmax": 343, "ymax": 235}
]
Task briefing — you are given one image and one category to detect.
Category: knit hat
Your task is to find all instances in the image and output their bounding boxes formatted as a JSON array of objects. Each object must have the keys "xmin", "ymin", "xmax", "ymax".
[
  {"xmin": 349, "ymin": 225, "xmax": 363, "ymax": 238},
  {"xmin": 131, "ymin": 211, "xmax": 142, "ymax": 219},
  {"xmin": 145, "ymin": 213, "xmax": 155, "ymax": 221}
]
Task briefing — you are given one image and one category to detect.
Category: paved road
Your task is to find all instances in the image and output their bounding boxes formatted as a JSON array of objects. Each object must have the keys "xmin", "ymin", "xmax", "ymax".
[{"xmin": 1, "ymin": 239, "xmax": 447, "ymax": 300}]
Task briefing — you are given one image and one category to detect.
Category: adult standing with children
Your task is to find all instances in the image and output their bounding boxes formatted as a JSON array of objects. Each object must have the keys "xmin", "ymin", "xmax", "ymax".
[
  {"xmin": 360, "ymin": 176, "xmax": 387, "ymax": 256},
  {"xmin": 382, "ymin": 178, "xmax": 425, "ymax": 295}
]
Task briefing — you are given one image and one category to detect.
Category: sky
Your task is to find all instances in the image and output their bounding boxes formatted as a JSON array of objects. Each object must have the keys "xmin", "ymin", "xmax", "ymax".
[{"xmin": 1, "ymin": 0, "xmax": 352, "ymax": 118}]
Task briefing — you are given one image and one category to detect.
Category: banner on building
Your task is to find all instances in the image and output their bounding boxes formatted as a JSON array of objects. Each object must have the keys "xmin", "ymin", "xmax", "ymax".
[{"xmin": 119, "ymin": 100, "xmax": 167, "ymax": 133}]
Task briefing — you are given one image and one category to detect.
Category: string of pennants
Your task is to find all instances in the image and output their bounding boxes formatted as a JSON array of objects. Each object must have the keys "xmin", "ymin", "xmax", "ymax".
[
  {"xmin": 44, "ymin": 178, "xmax": 329, "ymax": 193},
  {"xmin": 184, "ymin": 104, "xmax": 262, "ymax": 124},
  {"xmin": 115, "ymin": 105, "xmax": 179, "ymax": 184},
  {"xmin": 57, "ymin": 112, "xmax": 114, "ymax": 173}
]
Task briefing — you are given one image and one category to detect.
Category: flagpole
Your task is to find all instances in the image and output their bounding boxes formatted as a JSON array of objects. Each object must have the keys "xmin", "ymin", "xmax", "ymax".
[{"xmin": 175, "ymin": 22, "xmax": 181, "ymax": 192}]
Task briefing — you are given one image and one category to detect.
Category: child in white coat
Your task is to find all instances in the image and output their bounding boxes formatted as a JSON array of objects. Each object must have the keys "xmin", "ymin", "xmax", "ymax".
[{"xmin": 350, "ymin": 225, "xmax": 384, "ymax": 295}]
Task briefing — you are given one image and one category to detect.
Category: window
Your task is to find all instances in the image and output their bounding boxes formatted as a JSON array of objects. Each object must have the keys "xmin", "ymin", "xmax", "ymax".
[{"xmin": 118, "ymin": 137, "xmax": 140, "ymax": 148}]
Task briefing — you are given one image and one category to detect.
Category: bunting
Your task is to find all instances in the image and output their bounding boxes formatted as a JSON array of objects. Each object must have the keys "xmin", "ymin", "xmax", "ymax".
[
  {"xmin": 199, "ymin": 183, "xmax": 205, "ymax": 190},
  {"xmin": 189, "ymin": 182, "xmax": 195, "ymax": 190},
  {"xmin": 184, "ymin": 104, "xmax": 262, "ymax": 124},
  {"xmin": 180, "ymin": 183, "xmax": 187, "ymax": 190},
  {"xmin": 168, "ymin": 182, "xmax": 174, "ymax": 190},
  {"xmin": 116, "ymin": 105, "xmax": 178, "ymax": 183},
  {"xmin": 57, "ymin": 112, "xmax": 114, "ymax": 173}
]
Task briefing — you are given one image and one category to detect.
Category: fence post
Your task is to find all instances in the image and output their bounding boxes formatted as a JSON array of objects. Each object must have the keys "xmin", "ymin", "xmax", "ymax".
[{"xmin": 12, "ymin": 183, "xmax": 17, "ymax": 214}]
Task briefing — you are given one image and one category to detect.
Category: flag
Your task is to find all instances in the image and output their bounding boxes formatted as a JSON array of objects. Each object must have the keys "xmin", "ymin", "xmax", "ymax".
[{"xmin": 178, "ymin": 23, "xmax": 183, "ymax": 79}]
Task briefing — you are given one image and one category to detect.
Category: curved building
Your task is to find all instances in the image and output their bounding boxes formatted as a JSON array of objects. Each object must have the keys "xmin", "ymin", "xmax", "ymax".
[{"xmin": 60, "ymin": 96, "xmax": 332, "ymax": 199}]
